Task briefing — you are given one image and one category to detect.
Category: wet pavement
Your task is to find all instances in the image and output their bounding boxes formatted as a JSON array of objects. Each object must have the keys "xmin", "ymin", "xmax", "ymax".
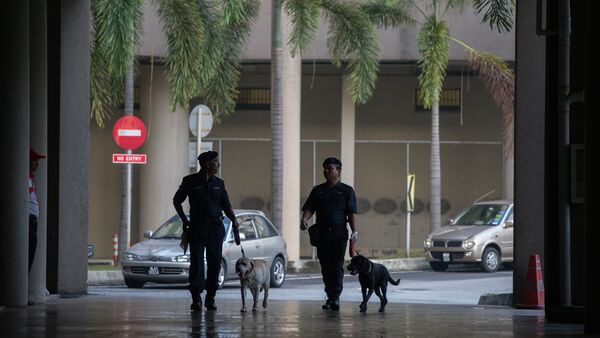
[{"xmin": 0, "ymin": 295, "xmax": 586, "ymax": 337}]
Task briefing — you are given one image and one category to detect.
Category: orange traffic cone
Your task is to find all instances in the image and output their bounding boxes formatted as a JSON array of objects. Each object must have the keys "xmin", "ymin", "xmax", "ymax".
[{"xmin": 516, "ymin": 254, "xmax": 545, "ymax": 309}]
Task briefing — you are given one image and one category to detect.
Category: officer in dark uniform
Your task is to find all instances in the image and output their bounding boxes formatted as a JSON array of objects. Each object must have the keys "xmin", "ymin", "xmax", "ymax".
[
  {"xmin": 300, "ymin": 157, "xmax": 358, "ymax": 311},
  {"xmin": 173, "ymin": 150, "xmax": 240, "ymax": 312}
]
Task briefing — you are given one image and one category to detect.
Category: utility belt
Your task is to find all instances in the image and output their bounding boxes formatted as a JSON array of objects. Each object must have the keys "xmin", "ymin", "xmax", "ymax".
[
  {"xmin": 193, "ymin": 216, "xmax": 224, "ymax": 226},
  {"xmin": 318, "ymin": 223, "xmax": 347, "ymax": 232}
]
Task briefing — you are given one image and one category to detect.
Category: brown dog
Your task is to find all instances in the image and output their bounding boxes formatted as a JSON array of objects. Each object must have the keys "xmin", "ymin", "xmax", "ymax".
[
  {"xmin": 347, "ymin": 255, "xmax": 401, "ymax": 312},
  {"xmin": 235, "ymin": 256, "xmax": 270, "ymax": 312}
]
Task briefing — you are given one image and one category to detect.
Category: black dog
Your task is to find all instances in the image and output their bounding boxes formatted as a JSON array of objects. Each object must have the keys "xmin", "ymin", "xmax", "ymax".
[{"xmin": 347, "ymin": 255, "xmax": 401, "ymax": 312}]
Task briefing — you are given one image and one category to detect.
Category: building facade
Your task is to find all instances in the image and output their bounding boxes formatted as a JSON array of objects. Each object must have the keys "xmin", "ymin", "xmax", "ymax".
[{"xmin": 88, "ymin": 0, "xmax": 515, "ymax": 261}]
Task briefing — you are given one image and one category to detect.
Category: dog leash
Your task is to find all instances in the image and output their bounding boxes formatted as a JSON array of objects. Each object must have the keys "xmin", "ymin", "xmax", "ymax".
[{"xmin": 240, "ymin": 245, "xmax": 246, "ymax": 257}]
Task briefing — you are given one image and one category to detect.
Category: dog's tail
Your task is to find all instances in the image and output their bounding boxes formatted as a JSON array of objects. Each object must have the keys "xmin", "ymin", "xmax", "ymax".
[{"xmin": 388, "ymin": 276, "xmax": 401, "ymax": 286}]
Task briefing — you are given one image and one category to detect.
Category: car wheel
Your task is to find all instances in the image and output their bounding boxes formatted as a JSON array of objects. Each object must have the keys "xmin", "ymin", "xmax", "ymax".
[
  {"xmin": 124, "ymin": 278, "xmax": 145, "ymax": 288},
  {"xmin": 480, "ymin": 247, "xmax": 500, "ymax": 273},
  {"xmin": 217, "ymin": 260, "xmax": 226, "ymax": 289},
  {"xmin": 429, "ymin": 261, "xmax": 449, "ymax": 272},
  {"xmin": 270, "ymin": 256, "xmax": 286, "ymax": 288}
]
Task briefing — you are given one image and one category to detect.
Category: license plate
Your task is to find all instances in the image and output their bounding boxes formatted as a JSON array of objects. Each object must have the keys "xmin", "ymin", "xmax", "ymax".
[
  {"xmin": 148, "ymin": 266, "xmax": 160, "ymax": 275},
  {"xmin": 442, "ymin": 253, "xmax": 450, "ymax": 262}
]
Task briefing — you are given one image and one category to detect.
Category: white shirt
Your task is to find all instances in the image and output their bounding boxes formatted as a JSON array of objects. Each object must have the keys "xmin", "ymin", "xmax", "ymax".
[{"xmin": 29, "ymin": 175, "xmax": 39, "ymax": 217}]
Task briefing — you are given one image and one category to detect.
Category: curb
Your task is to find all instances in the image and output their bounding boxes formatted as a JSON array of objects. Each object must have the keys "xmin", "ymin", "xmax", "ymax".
[
  {"xmin": 87, "ymin": 258, "xmax": 430, "ymax": 286},
  {"xmin": 478, "ymin": 293, "xmax": 513, "ymax": 306}
]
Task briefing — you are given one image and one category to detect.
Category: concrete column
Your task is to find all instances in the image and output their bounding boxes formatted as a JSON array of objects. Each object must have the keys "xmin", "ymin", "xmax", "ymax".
[
  {"xmin": 0, "ymin": 0, "xmax": 30, "ymax": 307},
  {"xmin": 514, "ymin": 0, "xmax": 546, "ymax": 307},
  {"xmin": 502, "ymin": 151, "xmax": 514, "ymax": 200},
  {"xmin": 138, "ymin": 65, "xmax": 189, "ymax": 240},
  {"xmin": 29, "ymin": 0, "xmax": 48, "ymax": 304},
  {"xmin": 281, "ymin": 10, "xmax": 301, "ymax": 262},
  {"xmin": 54, "ymin": 0, "xmax": 90, "ymax": 294},
  {"xmin": 340, "ymin": 75, "xmax": 355, "ymax": 187}
]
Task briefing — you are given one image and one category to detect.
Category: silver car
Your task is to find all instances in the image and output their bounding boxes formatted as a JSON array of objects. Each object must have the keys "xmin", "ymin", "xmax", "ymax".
[
  {"xmin": 121, "ymin": 209, "xmax": 288, "ymax": 288},
  {"xmin": 424, "ymin": 200, "xmax": 513, "ymax": 273}
]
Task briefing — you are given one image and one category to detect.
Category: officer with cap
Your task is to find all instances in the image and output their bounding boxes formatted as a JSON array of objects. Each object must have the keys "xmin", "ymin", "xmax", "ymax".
[
  {"xmin": 300, "ymin": 157, "xmax": 358, "ymax": 311},
  {"xmin": 173, "ymin": 150, "xmax": 240, "ymax": 311}
]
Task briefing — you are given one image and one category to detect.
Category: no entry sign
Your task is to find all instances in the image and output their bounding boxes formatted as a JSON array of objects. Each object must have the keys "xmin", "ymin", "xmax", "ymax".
[{"xmin": 112, "ymin": 116, "xmax": 147, "ymax": 150}]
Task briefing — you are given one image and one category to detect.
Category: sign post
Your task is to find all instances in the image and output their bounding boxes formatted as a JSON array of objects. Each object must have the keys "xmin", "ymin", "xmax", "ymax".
[
  {"xmin": 189, "ymin": 105, "xmax": 213, "ymax": 171},
  {"xmin": 112, "ymin": 116, "xmax": 147, "ymax": 250},
  {"xmin": 112, "ymin": 116, "xmax": 147, "ymax": 163},
  {"xmin": 406, "ymin": 174, "xmax": 415, "ymax": 258}
]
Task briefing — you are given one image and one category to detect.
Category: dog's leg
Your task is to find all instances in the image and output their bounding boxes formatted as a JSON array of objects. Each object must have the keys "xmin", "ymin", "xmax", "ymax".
[
  {"xmin": 240, "ymin": 283, "xmax": 248, "ymax": 312},
  {"xmin": 251, "ymin": 287, "xmax": 259, "ymax": 312},
  {"xmin": 359, "ymin": 286, "xmax": 368, "ymax": 312},
  {"xmin": 375, "ymin": 284, "xmax": 388, "ymax": 312},
  {"xmin": 262, "ymin": 283, "xmax": 269, "ymax": 309}
]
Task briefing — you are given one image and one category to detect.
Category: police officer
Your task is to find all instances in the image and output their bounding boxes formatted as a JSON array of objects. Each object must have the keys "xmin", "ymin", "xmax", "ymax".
[
  {"xmin": 173, "ymin": 151, "xmax": 240, "ymax": 312},
  {"xmin": 300, "ymin": 157, "xmax": 358, "ymax": 311}
]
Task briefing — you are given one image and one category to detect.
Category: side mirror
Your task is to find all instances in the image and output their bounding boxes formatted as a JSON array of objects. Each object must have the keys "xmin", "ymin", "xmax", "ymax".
[
  {"xmin": 503, "ymin": 220, "xmax": 514, "ymax": 228},
  {"xmin": 143, "ymin": 231, "xmax": 153, "ymax": 239}
]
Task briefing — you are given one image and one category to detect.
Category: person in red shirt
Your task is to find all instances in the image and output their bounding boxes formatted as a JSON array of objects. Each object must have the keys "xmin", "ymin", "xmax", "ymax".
[{"xmin": 29, "ymin": 148, "xmax": 45, "ymax": 272}]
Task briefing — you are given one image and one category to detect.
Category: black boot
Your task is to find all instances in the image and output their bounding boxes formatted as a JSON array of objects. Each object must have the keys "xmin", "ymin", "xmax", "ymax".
[
  {"xmin": 205, "ymin": 295, "xmax": 217, "ymax": 311},
  {"xmin": 189, "ymin": 286, "xmax": 202, "ymax": 312},
  {"xmin": 322, "ymin": 298, "xmax": 331, "ymax": 310},
  {"xmin": 329, "ymin": 297, "xmax": 340, "ymax": 311}
]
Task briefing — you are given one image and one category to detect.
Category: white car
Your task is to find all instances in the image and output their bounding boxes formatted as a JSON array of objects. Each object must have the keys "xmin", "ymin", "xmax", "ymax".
[{"xmin": 121, "ymin": 210, "xmax": 288, "ymax": 288}]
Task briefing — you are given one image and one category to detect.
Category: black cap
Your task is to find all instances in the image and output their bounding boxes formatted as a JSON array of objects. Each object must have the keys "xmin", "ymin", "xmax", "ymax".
[
  {"xmin": 197, "ymin": 151, "xmax": 218, "ymax": 164},
  {"xmin": 322, "ymin": 157, "xmax": 342, "ymax": 168}
]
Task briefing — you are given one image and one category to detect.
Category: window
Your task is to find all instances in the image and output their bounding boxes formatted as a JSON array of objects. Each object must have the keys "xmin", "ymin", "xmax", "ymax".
[
  {"xmin": 253, "ymin": 215, "xmax": 278, "ymax": 238},
  {"xmin": 237, "ymin": 216, "xmax": 257, "ymax": 241},
  {"xmin": 415, "ymin": 88, "xmax": 461, "ymax": 112},
  {"xmin": 236, "ymin": 88, "xmax": 270, "ymax": 110}
]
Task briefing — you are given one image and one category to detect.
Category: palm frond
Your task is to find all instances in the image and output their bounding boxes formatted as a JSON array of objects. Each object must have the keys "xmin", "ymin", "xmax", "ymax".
[
  {"xmin": 201, "ymin": 0, "xmax": 261, "ymax": 121},
  {"xmin": 90, "ymin": 45, "xmax": 113, "ymax": 128},
  {"xmin": 93, "ymin": 0, "xmax": 143, "ymax": 84},
  {"xmin": 472, "ymin": 0, "xmax": 515, "ymax": 33},
  {"xmin": 417, "ymin": 16, "xmax": 448, "ymax": 108},
  {"xmin": 322, "ymin": 0, "xmax": 380, "ymax": 104},
  {"xmin": 359, "ymin": 0, "xmax": 416, "ymax": 28},
  {"xmin": 284, "ymin": 0, "xmax": 321, "ymax": 56},
  {"xmin": 154, "ymin": 0, "xmax": 207, "ymax": 112},
  {"xmin": 464, "ymin": 47, "xmax": 514, "ymax": 157}
]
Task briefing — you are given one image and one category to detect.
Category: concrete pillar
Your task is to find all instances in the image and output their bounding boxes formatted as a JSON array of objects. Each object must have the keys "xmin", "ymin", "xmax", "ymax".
[
  {"xmin": 281, "ymin": 10, "xmax": 301, "ymax": 262},
  {"xmin": 29, "ymin": 0, "xmax": 48, "ymax": 304},
  {"xmin": 514, "ymin": 0, "xmax": 546, "ymax": 307},
  {"xmin": 0, "ymin": 0, "xmax": 30, "ymax": 307},
  {"xmin": 502, "ymin": 151, "xmax": 514, "ymax": 200},
  {"xmin": 138, "ymin": 65, "xmax": 189, "ymax": 240},
  {"xmin": 340, "ymin": 75, "xmax": 355, "ymax": 187},
  {"xmin": 51, "ymin": 0, "xmax": 90, "ymax": 294}
]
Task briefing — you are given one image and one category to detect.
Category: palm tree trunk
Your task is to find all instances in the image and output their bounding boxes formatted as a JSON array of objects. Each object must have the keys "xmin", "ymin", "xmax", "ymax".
[
  {"xmin": 118, "ymin": 61, "xmax": 134, "ymax": 264},
  {"xmin": 429, "ymin": 101, "xmax": 441, "ymax": 232},
  {"xmin": 271, "ymin": 0, "xmax": 283, "ymax": 230}
]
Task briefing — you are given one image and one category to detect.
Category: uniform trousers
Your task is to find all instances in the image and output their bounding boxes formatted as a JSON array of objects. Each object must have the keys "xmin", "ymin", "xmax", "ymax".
[
  {"xmin": 188, "ymin": 220, "xmax": 225, "ymax": 299},
  {"xmin": 316, "ymin": 231, "xmax": 348, "ymax": 300}
]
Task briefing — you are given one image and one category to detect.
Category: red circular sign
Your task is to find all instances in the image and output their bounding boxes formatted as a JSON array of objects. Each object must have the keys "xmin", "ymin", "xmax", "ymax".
[{"xmin": 112, "ymin": 116, "xmax": 147, "ymax": 150}]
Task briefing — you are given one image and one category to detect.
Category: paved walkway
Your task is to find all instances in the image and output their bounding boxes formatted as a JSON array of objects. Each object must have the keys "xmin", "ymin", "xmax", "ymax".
[{"xmin": 0, "ymin": 295, "xmax": 585, "ymax": 337}]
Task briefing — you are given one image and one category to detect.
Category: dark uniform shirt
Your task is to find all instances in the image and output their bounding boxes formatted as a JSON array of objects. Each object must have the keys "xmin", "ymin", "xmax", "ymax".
[
  {"xmin": 173, "ymin": 171, "xmax": 232, "ymax": 224},
  {"xmin": 302, "ymin": 181, "xmax": 357, "ymax": 228}
]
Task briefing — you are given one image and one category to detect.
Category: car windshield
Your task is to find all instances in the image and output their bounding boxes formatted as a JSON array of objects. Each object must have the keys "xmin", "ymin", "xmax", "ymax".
[
  {"xmin": 450, "ymin": 204, "xmax": 510, "ymax": 226},
  {"xmin": 151, "ymin": 216, "xmax": 231, "ymax": 240}
]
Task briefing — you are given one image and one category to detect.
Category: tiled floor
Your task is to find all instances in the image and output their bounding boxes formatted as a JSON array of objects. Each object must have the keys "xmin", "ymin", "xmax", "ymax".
[{"xmin": 0, "ymin": 296, "xmax": 586, "ymax": 337}]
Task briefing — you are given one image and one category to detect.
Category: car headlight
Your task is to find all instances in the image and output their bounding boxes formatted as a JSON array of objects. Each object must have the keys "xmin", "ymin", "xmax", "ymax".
[
  {"xmin": 123, "ymin": 252, "xmax": 138, "ymax": 261},
  {"xmin": 173, "ymin": 254, "xmax": 190, "ymax": 263},
  {"xmin": 424, "ymin": 238, "xmax": 432, "ymax": 248},
  {"xmin": 463, "ymin": 238, "xmax": 476, "ymax": 250}
]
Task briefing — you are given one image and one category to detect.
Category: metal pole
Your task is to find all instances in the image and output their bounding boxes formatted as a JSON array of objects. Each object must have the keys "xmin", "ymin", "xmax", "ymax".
[
  {"xmin": 312, "ymin": 141, "xmax": 316, "ymax": 260},
  {"xmin": 406, "ymin": 143, "xmax": 411, "ymax": 258},
  {"xmin": 118, "ymin": 62, "xmax": 134, "ymax": 261},
  {"xmin": 196, "ymin": 109, "xmax": 202, "ymax": 172}
]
